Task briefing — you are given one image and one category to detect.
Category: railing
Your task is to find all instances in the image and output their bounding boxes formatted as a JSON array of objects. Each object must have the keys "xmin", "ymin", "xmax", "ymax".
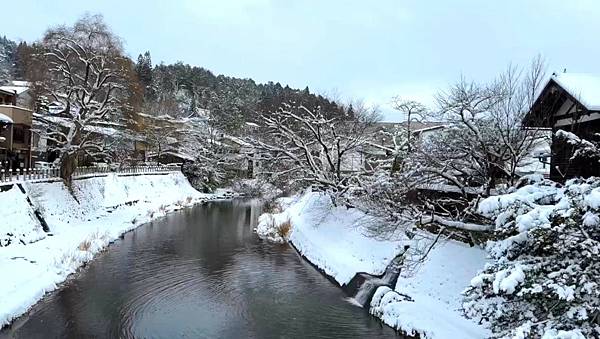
[{"xmin": 0, "ymin": 165, "xmax": 180, "ymax": 184}]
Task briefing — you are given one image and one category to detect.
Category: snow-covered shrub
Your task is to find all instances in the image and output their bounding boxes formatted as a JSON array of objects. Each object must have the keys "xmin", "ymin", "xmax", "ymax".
[
  {"xmin": 181, "ymin": 160, "xmax": 224, "ymax": 193},
  {"xmin": 255, "ymin": 212, "xmax": 292, "ymax": 243},
  {"xmin": 349, "ymin": 168, "xmax": 421, "ymax": 237},
  {"xmin": 464, "ymin": 178, "xmax": 600, "ymax": 338},
  {"xmin": 261, "ymin": 198, "xmax": 281, "ymax": 214},
  {"xmin": 230, "ymin": 179, "xmax": 281, "ymax": 199}
]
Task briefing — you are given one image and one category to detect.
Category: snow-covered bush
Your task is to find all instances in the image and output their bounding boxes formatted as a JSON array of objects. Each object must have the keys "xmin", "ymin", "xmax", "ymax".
[
  {"xmin": 349, "ymin": 168, "xmax": 422, "ymax": 237},
  {"xmin": 464, "ymin": 178, "xmax": 600, "ymax": 338},
  {"xmin": 181, "ymin": 160, "xmax": 224, "ymax": 193},
  {"xmin": 230, "ymin": 179, "xmax": 281, "ymax": 199},
  {"xmin": 255, "ymin": 212, "xmax": 292, "ymax": 243}
]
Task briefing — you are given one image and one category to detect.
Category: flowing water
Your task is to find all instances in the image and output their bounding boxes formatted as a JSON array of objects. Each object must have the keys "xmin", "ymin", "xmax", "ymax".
[{"xmin": 0, "ymin": 199, "xmax": 400, "ymax": 339}]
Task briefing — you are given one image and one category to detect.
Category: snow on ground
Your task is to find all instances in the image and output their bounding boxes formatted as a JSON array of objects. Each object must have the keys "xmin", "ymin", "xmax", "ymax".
[
  {"xmin": 0, "ymin": 172, "xmax": 219, "ymax": 328},
  {"xmin": 256, "ymin": 190, "xmax": 489, "ymax": 338},
  {"xmin": 258, "ymin": 191, "xmax": 403, "ymax": 285},
  {"xmin": 0, "ymin": 186, "xmax": 46, "ymax": 247},
  {"xmin": 370, "ymin": 239, "xmax": 490, "ymax": 338}
]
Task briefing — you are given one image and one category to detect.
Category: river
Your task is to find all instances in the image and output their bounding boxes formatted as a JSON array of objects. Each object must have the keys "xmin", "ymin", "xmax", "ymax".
[{"xmin": 0, "ymin": 199, "xmax": 399, "ymax": 338}]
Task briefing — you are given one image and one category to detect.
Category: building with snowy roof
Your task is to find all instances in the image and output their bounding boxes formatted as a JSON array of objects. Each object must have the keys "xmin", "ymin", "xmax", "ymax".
[
  {"xmin": 0, "ymin": 81, "xmax": 34, "ymax": 109},
  {"xmin": 525, "ymin": 72, "xmax": 600, "ymax": 180},
  {"xmin": 0, "ymin": 88, "xmax": 34, "ymax": 170}
]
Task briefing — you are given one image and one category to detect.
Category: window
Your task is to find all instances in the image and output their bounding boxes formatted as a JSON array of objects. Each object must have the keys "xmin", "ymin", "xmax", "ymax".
[{"xmin": 13, "ymin": 126, "xmax": 26, "ymax": 144}]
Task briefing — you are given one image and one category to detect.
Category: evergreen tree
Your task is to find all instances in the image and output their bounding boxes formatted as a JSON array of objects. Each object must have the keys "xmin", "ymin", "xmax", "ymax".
[
  {"xmin": 0, "ymin": 36, "xmax": 17, "ymax": 83},
  {"xmin": 135, "ymin": 51, "xmax": 154, "ymax": 100}
]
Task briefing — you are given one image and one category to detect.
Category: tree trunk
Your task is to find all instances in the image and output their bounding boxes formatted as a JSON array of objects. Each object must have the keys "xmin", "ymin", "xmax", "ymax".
[
  {"xmin": 60, "ymin": 153, "xmax": 78, "ymax": 185},
  {"xmin": 390, "ymin": 155, "xmax": 402, "ymax": 174}
]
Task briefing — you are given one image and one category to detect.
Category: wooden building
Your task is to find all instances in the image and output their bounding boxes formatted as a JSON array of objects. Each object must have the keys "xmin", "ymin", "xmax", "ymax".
[
  {"xmin": 0, "ymin": 89, "xmax": 33, "ymax": 170},
  {"xmin": 525, "ymin": 73, "xmax": 600, "ymax": 181}
]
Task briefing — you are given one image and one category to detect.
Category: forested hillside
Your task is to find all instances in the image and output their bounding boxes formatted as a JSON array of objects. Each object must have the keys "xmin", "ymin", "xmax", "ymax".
[{"xmin": 0, "ymin": 36, "xmax": 345, "ymax": 134}]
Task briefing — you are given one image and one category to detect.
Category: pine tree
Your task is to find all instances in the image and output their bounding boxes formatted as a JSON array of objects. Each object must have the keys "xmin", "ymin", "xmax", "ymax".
[
  {"xmin": 0, "ymin": 36, "xmax": 17, "ymax": 83},
  {"xmin": 135, "ymin": 51, "xmax": 154, "ymax": 100}
]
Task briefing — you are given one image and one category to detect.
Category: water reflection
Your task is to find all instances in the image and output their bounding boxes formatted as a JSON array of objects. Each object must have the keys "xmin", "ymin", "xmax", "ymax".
[{"xmin": 1, "ymin": 200, "xmax": 399, "ymax": 338}]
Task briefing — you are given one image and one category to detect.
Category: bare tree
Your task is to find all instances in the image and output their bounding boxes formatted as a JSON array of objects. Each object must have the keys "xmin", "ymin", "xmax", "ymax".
[
  {"xmin": 391, "ymin": 98, "xmax": 428, "ymax": 153},
  {"xmin": 36, "ymin": 14, "xmax": 126, "ymax": 183},
  {"xmin": 179, "ymin": 117, "xmax": 242, "ymax": 192},
  {"xmin": 143, "ymin": 124, "xmax": 178, "ymax": 161},
  {"xmin": 422, "ymin": 57, "xmax": 547, "ymax": 196},
  {"xmin": 248, "ymin": 103, "xmax": 378, "ymax": 198}
]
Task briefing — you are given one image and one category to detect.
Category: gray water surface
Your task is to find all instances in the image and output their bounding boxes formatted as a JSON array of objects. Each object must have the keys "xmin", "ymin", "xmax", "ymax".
[{"xmin": 1, "ymin": 199, "xmax": 398, "ymax": 338}]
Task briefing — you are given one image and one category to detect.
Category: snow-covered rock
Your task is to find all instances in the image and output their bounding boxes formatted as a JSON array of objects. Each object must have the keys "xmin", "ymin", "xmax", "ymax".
[{"xmin": 255, "ymin": 212, "xmax": 290, "ymax": 243}]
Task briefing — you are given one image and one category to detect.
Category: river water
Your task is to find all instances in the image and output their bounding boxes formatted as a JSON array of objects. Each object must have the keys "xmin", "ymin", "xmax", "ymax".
[{"xmin": 1, "ymin": 199, "xmax": 398, "ymax": 338}]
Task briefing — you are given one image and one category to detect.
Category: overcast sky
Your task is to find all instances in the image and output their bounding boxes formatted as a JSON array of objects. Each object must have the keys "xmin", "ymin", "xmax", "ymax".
[{"xmin": 1, "ymin": 0, "xmax": 600, "ymax": 121}]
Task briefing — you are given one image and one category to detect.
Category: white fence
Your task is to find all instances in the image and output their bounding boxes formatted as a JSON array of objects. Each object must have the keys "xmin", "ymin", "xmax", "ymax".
[{"xmin": 0, "ymin": 165, "xmax": 180, "ymax": 184}]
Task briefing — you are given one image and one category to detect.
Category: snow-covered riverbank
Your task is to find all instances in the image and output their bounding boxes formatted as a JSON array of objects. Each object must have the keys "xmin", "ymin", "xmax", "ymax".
[
  {"xmin": 0, "ymin": 172, "xmax": 221, "ymax": 328},
  {"xmin": 256, "ymin": 191, "xmax": 490, "ymax": 338}
]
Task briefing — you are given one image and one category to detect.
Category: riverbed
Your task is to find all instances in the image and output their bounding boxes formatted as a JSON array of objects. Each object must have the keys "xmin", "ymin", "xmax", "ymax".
[{"xmin": 0, "ymin": 199, "xmax": 399, "ymax": 338}]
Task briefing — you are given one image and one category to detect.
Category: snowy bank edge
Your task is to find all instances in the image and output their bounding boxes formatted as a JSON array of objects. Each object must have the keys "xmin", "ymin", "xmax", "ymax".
[{"xmin": 0, "ymin": 172, "xmax": 229, "ymax": 329}]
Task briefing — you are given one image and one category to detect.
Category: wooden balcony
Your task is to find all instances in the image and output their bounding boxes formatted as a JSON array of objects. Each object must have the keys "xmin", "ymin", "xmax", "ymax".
[{"xmin": 0, "ymin": 105, "xmax": 32, "ymax": 126}]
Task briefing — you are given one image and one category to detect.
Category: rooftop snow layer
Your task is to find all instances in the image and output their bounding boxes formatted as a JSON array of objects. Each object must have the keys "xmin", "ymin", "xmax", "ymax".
[
  {"xmin": 0, "ymin": 86, "xmax": 29, "ymax": 95},
  {"xmin": 551, "ymin": 73, "xmax": 600, "ymax": 110}
]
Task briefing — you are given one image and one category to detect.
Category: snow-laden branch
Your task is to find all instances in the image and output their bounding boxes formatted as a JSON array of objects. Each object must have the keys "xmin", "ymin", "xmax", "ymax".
[{"xmin": 420, "ymin": 214, "xmax": 493, "ymax": 232}]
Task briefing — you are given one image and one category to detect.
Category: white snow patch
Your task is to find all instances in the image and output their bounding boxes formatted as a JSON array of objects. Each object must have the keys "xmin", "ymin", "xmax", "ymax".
[
  {"xmin": 371, "ymin": 239, "xmax": 490, "ymax": 338},
  {"xmin": 285, "ymin": 191, "xmax": 402, "ymax": 285}
]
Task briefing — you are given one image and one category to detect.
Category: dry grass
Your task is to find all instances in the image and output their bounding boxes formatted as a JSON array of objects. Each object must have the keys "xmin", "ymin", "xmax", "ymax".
[
  {"xmin": 159, "ymin": 204, "xmax": 168, "ymax": 213},
  {"xmin": 185, "ymin": 196, "xmax": 193, "ymax": 204},
  {"xmin": 78, "ymin": 239, "xmax": 91, "ymax": 252},
  {"xmin": 276, "ymin": 218, "xmax": 292, "ymax": 239}
]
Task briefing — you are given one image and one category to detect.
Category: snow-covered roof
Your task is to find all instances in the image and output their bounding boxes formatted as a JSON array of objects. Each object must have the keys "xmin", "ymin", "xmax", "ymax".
[
  {"xmin": 549, "ymin": 73, "xmax": 600, "ymax": 110},
  {"xmin": 148, "ymin": 150, "xmax": 194, "ymax": 161},
  {"xmin": 374, "ymin": 121, "xmax": 447, "ymax": 133},
  {"xmin": 10, "ymin": 80, "xmax": 30, "ymax": 87},
  {"xmin": 0, "ymin": 86, "xmax": 29, "ymax": 95},
  {"xmin": 0, "ymin": 113, "xmax": 13, "ymax": 124}
]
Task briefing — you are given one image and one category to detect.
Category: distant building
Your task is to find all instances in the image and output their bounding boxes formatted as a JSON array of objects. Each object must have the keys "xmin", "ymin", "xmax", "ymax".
[
  {"xmin": 0, "ymin": 88, "xmax": 34, "ymax": 170},
  {"xmin": 525, "ymin": 73, "xmax": 600, "ymax": 180},
  {"xmin": 0, "ymin": 81, "xmax": 33, "ymax": 109}
]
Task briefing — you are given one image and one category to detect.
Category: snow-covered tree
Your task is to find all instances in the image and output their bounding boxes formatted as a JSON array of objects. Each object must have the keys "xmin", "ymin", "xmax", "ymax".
[
  {"xmin": 36, "ymin": 14, "xmax": 126, "ymax": 183},
  {"xmin": 0, "ymin": 36, "xmax": 17, "ymax": 83},
  {"xmin": 143, "ymin": 123, "xmax": 178, "ymax": 161},
  {"xmin": 248, "ymin": 103, "xmax": 378, "ymax": 198},
  {"xmin": 464, "ymin": 177, "xmax": 600, "ymax": 338},
  {"xmin": 391, "ymin": 98, "xmax": 428, "ymax": 154},
  {"xmin": 422, "ymin": 57, "xmax": 546, "ymax": 196},
  {"xmin": 179, "ymin": 118, "xmax": 241, "ymax": 192}
]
